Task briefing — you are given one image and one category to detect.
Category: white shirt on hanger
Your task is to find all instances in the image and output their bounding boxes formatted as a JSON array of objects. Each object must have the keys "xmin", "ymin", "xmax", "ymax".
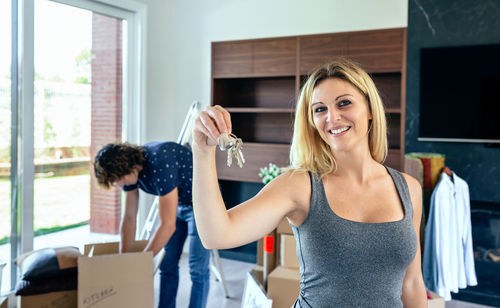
[{"xmin": 423, "ymin": 172, "xmax": 478, "ymax": 300}]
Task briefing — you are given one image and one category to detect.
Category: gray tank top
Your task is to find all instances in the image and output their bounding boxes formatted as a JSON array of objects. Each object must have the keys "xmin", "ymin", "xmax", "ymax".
[{"xmin": 291, "ymin": 166, "xmax": 418, "ymax": 308}]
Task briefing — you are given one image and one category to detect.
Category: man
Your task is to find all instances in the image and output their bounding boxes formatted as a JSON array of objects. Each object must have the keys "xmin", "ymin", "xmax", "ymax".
[{"xmin": 94, "ymin": 141, "xmax": 209, "ymax": 308}]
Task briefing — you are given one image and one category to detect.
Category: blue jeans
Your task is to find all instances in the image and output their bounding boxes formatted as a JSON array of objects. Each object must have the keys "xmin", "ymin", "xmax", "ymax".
[{"xmin": 158, "ymin": 204, "xmax": 210, "ymax": 308}]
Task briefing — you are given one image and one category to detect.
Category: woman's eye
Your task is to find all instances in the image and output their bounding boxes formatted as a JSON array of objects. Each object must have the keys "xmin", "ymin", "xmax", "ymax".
[
  {"xmin": 314, "ymin": 106, "xmax": 326, "ymax": 113},
  {"xmin": 338, "ymin": 100, "xmax": 352, "ymax": 107}
]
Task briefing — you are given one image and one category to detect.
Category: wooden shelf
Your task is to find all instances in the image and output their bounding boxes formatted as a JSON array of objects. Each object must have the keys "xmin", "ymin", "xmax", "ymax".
[
  {"xmin": 386, "ymin": 148, "xmax": 402, "ymax": 171},
  {"xmin": 215, "ymin": 143, "xmax": 291, "ymax": 183},
  {"xmin": 226, "ymin": 107, "xmax": 294, "ymax": 113},
  {"xmin": 212, "ymin": 27, "xmax": 407, "ymax": 182}
]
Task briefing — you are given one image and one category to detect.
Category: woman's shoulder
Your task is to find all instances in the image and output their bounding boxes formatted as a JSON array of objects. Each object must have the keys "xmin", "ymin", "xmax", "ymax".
[
  {"xmin": 266, "ymin": 169, "xmax": 311, "ymax": 203},
  {"xmin": 276, "ymin": 168, "xmax": 310, "ymax": 185},
  {"xmin": 384, "ymin": 165, "xmax": 422, "ymax": 193},
  {"xmin": 400, "ymin": 172, "xmax": 422, "ymax": 195},
  {"xmin": 399, "ymin": 171, "xmax": 423, "ymax": 215}
]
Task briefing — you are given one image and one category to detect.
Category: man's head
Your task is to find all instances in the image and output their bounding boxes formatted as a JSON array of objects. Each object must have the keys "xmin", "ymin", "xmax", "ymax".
[{"xmin": 93, "ymin": 142, "xmax": 146, "ymax": 189}]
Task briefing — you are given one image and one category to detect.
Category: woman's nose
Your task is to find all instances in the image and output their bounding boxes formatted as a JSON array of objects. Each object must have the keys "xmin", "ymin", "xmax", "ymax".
[{"xmin": 327, "ymin": 108, "xmax": 340, "ymax": 122}]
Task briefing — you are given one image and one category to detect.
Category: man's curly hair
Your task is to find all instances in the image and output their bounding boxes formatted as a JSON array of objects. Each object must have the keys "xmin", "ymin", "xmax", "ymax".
[{"xmin": 93, "ymin": 142, "xmax": 146, "ymax": 189}]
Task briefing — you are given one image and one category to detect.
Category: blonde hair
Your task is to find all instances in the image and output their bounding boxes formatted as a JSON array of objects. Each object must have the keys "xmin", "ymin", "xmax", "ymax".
[{"xmin": 290, "ymin": 59, "xmax": 388, "ymax": 176}]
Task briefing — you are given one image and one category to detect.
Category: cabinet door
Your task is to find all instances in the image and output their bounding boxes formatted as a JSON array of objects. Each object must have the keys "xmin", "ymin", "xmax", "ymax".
[
  {"xmin": 212, "ymin": 41, "xmax": 252, "ymax": 77},
  {"xmin": 299, "ymin": 34, "xmax": 348, "ymax": 75},
  {"xmin": 253, "ymin": 38, "xmax": 297, "ymax": 76},
  {"xmin": 348, "ymin": 28, "xmax": 403, "ymax": 73}
]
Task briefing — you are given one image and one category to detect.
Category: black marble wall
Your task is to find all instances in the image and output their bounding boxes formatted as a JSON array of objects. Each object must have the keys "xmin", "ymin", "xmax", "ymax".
[{"xmin": 406, "ymin": 0, "xmax": 500, "ymax": 202}]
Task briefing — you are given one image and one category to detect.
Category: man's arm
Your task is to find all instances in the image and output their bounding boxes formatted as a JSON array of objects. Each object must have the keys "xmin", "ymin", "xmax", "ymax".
[
  {"xmin": 120, "ymin": 188, "xmax": 139, "ymax": 253},
  {"xmin": 143, "ymin": 187, "xmax": 178, "ymax": 255}
]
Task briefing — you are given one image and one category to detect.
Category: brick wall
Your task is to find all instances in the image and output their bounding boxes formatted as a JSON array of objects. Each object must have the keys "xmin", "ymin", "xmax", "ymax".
[{"xmin": 90, "ymin": 14, "xmax": 123, "ymax": 234}]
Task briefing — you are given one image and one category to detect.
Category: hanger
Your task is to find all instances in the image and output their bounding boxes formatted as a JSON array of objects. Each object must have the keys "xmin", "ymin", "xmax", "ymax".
[{"xmin": 442, "ymin": 166, "xmax": 453, "ymax": 179}]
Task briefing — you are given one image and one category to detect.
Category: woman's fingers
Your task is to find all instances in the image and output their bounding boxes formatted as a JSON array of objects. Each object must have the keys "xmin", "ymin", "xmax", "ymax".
[
  {"xmin": 214, "ymin": 105, "xmax": 232, "ymax": 134},
  {"xmin": 194, "ymin": 117, "xmax": 217, "ymax": 146},
  {"xmin": 206, "ymin": 105, "xmax": 230, "ymax": 136},
  {"xmin": 199, "ymin": 111, "xmax": 221, "ymax": 142},
  {"xmin": 193, "ymin": 105, "xmax": 232, "ymax": 148}
]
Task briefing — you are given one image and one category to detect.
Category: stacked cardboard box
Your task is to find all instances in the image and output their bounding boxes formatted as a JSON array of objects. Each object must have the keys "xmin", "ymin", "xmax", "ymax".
[
  {"xmin": 18, "ymin": 290, "xmax": 76, "ymax": 308},
  {"xmin": 427, "ymin": 291, "xmax": 445, "ymax": 308},
  {"xmin": 78, "ymin": 241, "xmax": 153, "ymax": 308},
  {"xmin": 267, "ymin": 219, "xmax": 301, "ymax": 308}
]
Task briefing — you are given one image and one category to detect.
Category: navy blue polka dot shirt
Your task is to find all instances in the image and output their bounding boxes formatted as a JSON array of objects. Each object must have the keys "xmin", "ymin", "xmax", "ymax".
[{"xmin": 123, "ymin": 142, "xmax": 193, "ymax": 205}]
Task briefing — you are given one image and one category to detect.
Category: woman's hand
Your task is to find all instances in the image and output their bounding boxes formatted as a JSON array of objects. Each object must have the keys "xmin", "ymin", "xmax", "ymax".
[{"xmin": 193, "ymin": 105, "xmax": 232, "ymax": 151}]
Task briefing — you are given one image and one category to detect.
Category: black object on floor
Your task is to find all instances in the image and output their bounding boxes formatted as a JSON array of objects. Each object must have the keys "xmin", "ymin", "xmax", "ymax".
[{"xmin": 451, "ymin": 201, "xmax": 500, "ymax": 307}]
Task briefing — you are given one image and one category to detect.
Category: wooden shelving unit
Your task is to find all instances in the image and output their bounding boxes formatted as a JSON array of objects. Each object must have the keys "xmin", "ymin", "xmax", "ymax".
[{"xmin": 212, "ymin": 28, "xmax": 407, "ymax": 183}]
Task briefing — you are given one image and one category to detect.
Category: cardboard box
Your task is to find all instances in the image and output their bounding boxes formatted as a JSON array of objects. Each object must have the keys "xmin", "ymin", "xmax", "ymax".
[
  {"xmin": 257, "ymin": 238, "xmax": 263, "ymax": 266},
  {"xmin": 263, "ymin": 231, "xmax": 276, "ymax": 287},
  {"xmin": 280, "ymin": 234, "xmax": 299, "ymax": 269},
  {"xmin": 78, "ymin": 241, "xmax": 153, "ymax": 308},
  {"xmin": 252, "ymin": 265, "xmax": 264, "ymax": 286},
  {"xmin": 267, "ymin": 266, "xmax": 300, "ymax": 308},
  {"xmin": 277, "ymin": 218, "xmax": 293, "ymax": 235},
  {"xmin": 427, "ymin": 290, "xmax": 445, "ymax": 308},
  {"xmin": 242, "ymin": 272, "xmax": 272, "ymax": 308},
  {"xmin": 18, "ymin": 290, "xmax": 77, "ymax": 308}
]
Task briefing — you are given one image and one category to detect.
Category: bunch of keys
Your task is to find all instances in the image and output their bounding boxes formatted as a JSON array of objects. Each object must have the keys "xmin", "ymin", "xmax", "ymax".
[{"xmin": 218, "ymin": 132, "xmax": 245, "ymax": 168}]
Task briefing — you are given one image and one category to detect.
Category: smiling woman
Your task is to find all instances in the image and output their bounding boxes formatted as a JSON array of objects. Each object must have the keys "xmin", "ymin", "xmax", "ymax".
[
  {"xmin": 311, "ymin": 79, "xmax": 372, "ymax": 154},
  {"xmin": 291, "ymin": 59, "xmax": 388, "ymax": 176},
  {"xmin": 192, "ymin": 58, "xmax": 427, "ymax": 307}
]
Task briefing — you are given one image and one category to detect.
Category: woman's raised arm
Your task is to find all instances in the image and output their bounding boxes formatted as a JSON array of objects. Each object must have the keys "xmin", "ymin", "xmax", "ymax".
[{"xmin": 192, "ymin": 105, "xmax": 306, "ymax": 249}]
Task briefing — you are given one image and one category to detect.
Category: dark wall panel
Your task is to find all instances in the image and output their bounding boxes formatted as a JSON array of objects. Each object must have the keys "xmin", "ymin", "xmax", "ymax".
[{"xmin": 406, "ymin": 0, "xmax": 500, "ymax": 202}]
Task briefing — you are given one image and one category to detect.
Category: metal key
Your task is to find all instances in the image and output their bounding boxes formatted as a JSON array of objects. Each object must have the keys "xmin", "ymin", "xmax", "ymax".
[
  {"xmin": 217, "ymin": 132, "xmax": 245, "ymax": 168},
  {"xmin": 233, "ymin": 139, "xmax": 245, "ymax": 168},
  {"xmin": 227, "ymin": 149, "xmax": 233, "ymax": 167}
]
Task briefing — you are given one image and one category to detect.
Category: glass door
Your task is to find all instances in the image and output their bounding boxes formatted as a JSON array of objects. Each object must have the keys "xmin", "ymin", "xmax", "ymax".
[
  {"xmin": 4, "ymin": 0, "xmax": 145, "ymax": 292},
  {"xmin": 33, "ymin": 0, "xmax": 126, "ymax": 250},
  {"xmin": 0, "ymin": 0, "xmax": 12, "ymax": 294}
]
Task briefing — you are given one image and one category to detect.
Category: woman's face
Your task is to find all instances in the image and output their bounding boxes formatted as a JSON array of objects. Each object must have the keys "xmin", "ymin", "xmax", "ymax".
[
  {"xmin": 113, "ymin": 168, "xmax": 139, "ymax": 188},
  {"xmin": 311, "ymin": 78, "xmax": 372, "ymax": 154}
]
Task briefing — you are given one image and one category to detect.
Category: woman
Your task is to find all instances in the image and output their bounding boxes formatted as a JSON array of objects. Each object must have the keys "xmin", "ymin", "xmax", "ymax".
[{"xmin": 192, "ymin": 59, "xmax": 427, "ymax": 307}]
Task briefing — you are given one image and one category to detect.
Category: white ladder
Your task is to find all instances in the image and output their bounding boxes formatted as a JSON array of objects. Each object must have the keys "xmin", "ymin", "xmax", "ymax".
[{"xmin": 140, "ymin": 101, "xmax": 230, "ymax": 298}]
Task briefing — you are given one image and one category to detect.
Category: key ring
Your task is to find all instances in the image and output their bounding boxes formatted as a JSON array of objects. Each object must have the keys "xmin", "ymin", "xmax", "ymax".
[{"xmin": 218, "ymin": 132, "xmax": 238, "ymax": 151}]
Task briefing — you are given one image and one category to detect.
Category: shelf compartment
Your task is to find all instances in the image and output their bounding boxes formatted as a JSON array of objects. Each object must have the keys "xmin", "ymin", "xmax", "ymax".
[
  {"xmin": 231, "ymin": 113, "xmax": 294, "ymax": 144},
  {"xmin": 372, "ymin": 72, "xmax": 402, "ymax": 110},
  {"xmin": 213, "ymin": 77, "xmax": 296, "ymax": 109},
  {"xmin": 216, "ymin": 143, "xmax": 291, "ymax": 183},
  {"xmin": 387, "ymin": 113, "xmax": 401, "ymax": 149},
  {"xmin": 385, "ymin": 148, "xmax": 402, "ymax": 171}
]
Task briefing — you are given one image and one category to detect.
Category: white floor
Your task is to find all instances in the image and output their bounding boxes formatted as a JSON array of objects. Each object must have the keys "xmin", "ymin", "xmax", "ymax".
[
  {"xmin": 0, "ymin": 226, "xmax": 496, "ymax": 308},
  {"xmin": 157, "ymin": 252, "xmax": 254, "ymax": 308}
]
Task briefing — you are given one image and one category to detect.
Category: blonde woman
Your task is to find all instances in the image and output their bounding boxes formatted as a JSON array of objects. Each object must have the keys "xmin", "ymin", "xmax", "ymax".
[{"xmin": 192, "ymin": 59, "xmax": 427, "ymax": 307}]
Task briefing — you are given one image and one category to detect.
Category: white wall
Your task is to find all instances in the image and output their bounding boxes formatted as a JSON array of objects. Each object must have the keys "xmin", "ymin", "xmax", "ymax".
[{"xmin": 135, "ymin": 0, "xmax": 408, "ymax": 142}]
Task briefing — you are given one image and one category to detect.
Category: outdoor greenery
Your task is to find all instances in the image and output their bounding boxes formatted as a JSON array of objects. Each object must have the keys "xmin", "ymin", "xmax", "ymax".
[
  {"xmin": 0, "ymin": 221, "xmax": 89, "ymax": 245},
  {"xmin": 75, "ymin": 48, "xmax": 91, "ymax": 85},
  {"xmin": 0, "ymin": 175, "xmax": 91, "ymax": 241}
]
